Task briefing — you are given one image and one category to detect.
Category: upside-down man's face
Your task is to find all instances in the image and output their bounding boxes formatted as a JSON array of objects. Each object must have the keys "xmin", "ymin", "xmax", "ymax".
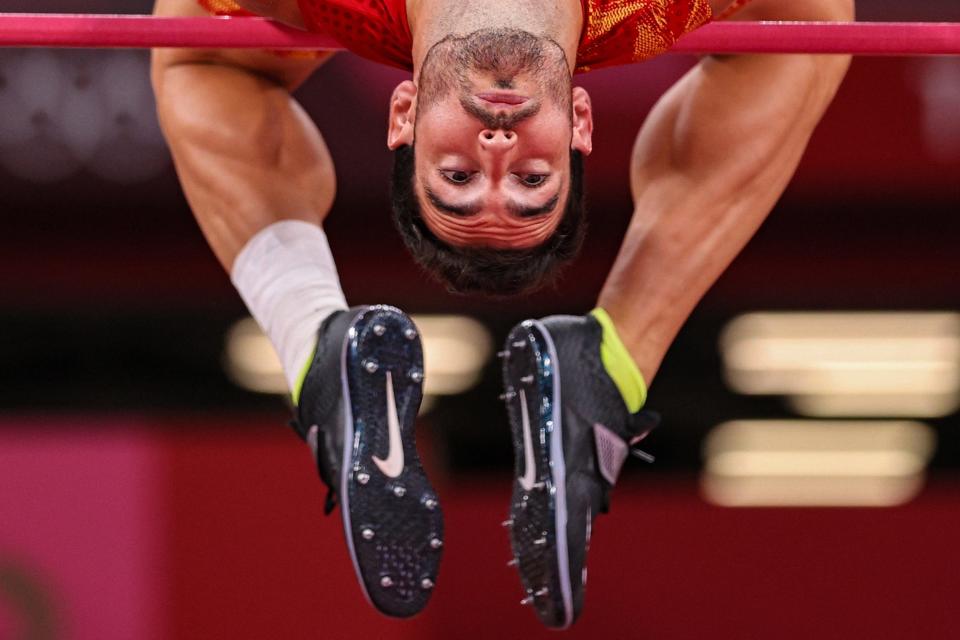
[{"xmin": 388, "ymin": 29, "xmax": 593, "ymax": 250}]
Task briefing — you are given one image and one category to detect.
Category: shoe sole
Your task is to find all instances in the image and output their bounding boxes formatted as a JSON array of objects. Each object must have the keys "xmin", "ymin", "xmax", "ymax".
[
  {"xmin": 338, "ymin": 306, "xmax": 443, "ymax": 618},
  {"xmin": 503, "ymin": 320, "xmax": 574, "ymax": 629}
]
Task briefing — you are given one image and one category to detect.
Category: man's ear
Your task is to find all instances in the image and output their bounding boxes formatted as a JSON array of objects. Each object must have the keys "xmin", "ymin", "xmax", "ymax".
[
  {"xmin": 571, "ymin": 86, "xmax": 594, "ymax": 156},
  {"xmin": 387, "ymin": 80, "xmax": 417, "ymax": 149}
]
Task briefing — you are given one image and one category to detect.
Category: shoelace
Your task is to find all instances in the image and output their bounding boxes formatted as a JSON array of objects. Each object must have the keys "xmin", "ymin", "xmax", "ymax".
[
  {"xmin": 628, "ymin": 410, "xmax": 660, "ymax": 463},
  {"xmin": 630, "ymin": 446, "xmax": 656, "ymax": 463}
]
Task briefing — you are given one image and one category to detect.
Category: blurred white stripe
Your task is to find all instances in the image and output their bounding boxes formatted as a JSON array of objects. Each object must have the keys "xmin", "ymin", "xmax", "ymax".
[
  {"xmin": 702, "ymin": 420, "xmax": 936, "ymax": 507},
  {"xmin": 720, "ymin": 312, "xmax": 960, "ymax": 417}
]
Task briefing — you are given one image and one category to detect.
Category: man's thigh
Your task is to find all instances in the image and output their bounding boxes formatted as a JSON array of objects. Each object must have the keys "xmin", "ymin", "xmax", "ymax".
[
  {"xmin": 152, "ymin": 0, "xmax": 334, "ymax": 91},
  {"xmin": 232, "ymin": 0, "xmax": 308, "ymax": 28},
  {"xmin": 710, "ymin": 0, "xmax": 853, "ymax": 22}
]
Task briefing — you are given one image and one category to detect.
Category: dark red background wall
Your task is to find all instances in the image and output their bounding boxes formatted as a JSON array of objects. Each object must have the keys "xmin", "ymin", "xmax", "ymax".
[{"xmin": 164, "ymin": 416, "xmax": 960, "ymax": 640}]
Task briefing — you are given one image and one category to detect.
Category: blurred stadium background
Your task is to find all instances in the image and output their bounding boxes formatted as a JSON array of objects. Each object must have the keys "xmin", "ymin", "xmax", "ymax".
[{"xmin": 1, "ymin": 1, "xmax": 959, "ymax": 638}]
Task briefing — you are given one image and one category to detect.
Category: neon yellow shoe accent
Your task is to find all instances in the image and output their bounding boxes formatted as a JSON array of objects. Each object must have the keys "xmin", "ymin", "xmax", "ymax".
[
  {"xmin": 291, "ymin": 344, "xmax": 317, "ymax": 407},
  {"xmin": 590, "ymin": 308, "xmax": 648, "ymax": 413}
]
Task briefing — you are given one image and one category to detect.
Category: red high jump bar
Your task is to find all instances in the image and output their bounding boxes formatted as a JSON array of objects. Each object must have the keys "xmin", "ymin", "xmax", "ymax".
[{"xmin": 0, "ymin": 14, "xmax": 958, "ymax": 56}]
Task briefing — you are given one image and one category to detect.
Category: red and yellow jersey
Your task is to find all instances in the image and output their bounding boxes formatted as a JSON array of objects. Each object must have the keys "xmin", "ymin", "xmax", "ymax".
[
  {"xmin": 576, "ymin": 0, "xmax": 712, "ymax": 72},
  {"xmin": 197, "ymin": 0, "xmax": 748, "ymax": 73}
]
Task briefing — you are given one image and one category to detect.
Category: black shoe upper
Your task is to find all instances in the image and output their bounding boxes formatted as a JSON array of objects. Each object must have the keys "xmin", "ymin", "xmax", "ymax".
[
  {"xmin": 507, "ymin": 313, "xmax": 659, "ymax": 628},
  {"xmin": 543, "ymin": 314, "xmax": 657, "ymax": 509},
  {"xmin": 291, "ymin": 307, "xmax": 362, "ymax": 514},
  {"xmin": 289, "ymin": 305, "xmax": 443, "ymax": 618}
]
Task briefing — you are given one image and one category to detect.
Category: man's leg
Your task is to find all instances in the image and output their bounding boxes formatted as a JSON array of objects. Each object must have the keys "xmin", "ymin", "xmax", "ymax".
[
  {"xmin": 598, "ymin": 0, "xmax": 855, "ymax": 387},
  {"xmin": 502, "ymin": 0, "xmax": 854, "ymax": 628},
  {"xmin": 152, "ymin": 0, "xmax": 341, "ymax": 397},
  {"xmin": 152, "ymin": 0, "xmax": 443, "ymax": 616}
]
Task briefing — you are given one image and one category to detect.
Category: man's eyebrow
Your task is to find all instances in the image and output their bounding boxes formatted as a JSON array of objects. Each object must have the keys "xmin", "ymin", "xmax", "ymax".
[
  {"xmin": 425, "ymin": 187, "xmax": 482, "ymax": 217},
  {"xmin": 507, "ymin": 192, "xmax": 561, "ymax": 218}
]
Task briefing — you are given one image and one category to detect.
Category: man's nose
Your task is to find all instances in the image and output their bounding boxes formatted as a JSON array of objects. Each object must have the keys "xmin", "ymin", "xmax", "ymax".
[{"xmin": 479, "ymin": 129, "xmax": 517, "ymax": 152}]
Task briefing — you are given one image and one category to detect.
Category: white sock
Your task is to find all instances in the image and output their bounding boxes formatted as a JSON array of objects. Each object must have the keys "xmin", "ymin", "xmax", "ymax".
[{"xmin": 230, "ymin": 220, "xmax": 348, "ymax": 400}]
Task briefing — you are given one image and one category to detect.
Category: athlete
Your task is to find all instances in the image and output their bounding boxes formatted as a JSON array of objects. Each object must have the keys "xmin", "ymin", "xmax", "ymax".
[{"xmin": 151, "ymin": 0, "xmax": 853, "ymax": 625}]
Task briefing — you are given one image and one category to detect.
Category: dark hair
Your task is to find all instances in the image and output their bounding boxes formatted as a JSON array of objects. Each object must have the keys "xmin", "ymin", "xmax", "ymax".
[{"xmin": 390, "ymin": 144, "xmax": 586, "ymax": 296}]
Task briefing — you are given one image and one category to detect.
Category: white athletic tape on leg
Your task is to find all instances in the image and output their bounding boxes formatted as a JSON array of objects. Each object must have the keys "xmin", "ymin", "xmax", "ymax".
[{"xmin": 231, "ymin": 220, "xmax": 348, "ymax": 392}]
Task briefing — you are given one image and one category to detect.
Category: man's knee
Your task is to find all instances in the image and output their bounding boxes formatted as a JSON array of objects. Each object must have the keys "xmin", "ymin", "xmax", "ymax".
[
  {"xmin": 151, "ymin": 0, "xmax": 330, "ymax": 93},
  {"xmin": 728, "ymin": 0, "xmax": 854, "ymax": 23}
]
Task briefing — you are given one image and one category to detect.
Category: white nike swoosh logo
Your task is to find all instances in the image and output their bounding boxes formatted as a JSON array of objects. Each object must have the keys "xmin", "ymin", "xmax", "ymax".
[
  {"xmin": 373, "ymin": 371, "xmax": 404, "ymax": 478},
  {"xmin": 518, "ymin": 388, "xmax": 537, "ymax": 491}
]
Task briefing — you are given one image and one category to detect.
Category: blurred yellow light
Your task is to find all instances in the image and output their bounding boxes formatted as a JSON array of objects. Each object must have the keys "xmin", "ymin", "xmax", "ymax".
[
  {"xmin": 709, "ymin": 451, "xmax": 924, "ymax": 477},
  {"xmin": 223, "ymin": 315, "xmax": 493, "ymax": 405},
  {"xmin": 224, "ymin": 318, "xmax": 285, "ymax": 394},
  {"xmin": 413, "ymin": 315, "xmax": 493, "ymax": 396},
  {"xmin": 704, "ymin": 476, "xmax": 927, "ymax": 508},
  {"xmin": 788, "ymin": 393, "xmax": 960, "ymax": 418},
  {"xmin": 702, "ymin": 420, "xmax": 936, "ymax": 507},
  {"xmin": 719, "ymin": 312, "xmax": 960, "ymax": 417}
]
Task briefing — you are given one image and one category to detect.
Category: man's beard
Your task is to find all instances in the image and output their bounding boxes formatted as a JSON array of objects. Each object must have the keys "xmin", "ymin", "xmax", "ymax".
[{"xmin": 417, "ymin": 28, "xmax": 572, "ymax": 120}]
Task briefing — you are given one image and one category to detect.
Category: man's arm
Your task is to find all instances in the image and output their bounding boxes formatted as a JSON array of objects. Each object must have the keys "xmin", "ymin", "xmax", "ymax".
[
  {"xmin": 597, "ymin": 0, "xmax": 854, "ymax": 383},
  {"xmin": 151, "ymin": 0, "xmax": 335, "ymax": 270}
]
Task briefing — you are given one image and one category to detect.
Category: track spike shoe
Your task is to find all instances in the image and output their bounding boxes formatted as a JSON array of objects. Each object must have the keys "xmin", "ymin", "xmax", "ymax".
[
  {"xmin": 501, "ymin": 314, "xmax": 659, "ymax": 628},
  {"xmin": 290, "ymin": 305, "xmax": 443, "ymax": 618}
]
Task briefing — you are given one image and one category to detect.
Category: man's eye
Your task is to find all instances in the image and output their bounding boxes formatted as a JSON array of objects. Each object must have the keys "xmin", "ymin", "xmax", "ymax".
[
  {"xmin": 519, "ymin": 174, "xmax": 548, "ymax": 188},
  {"xmin": 440, "ymin": 170, "xmax": 475, "ymax": 184}
]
